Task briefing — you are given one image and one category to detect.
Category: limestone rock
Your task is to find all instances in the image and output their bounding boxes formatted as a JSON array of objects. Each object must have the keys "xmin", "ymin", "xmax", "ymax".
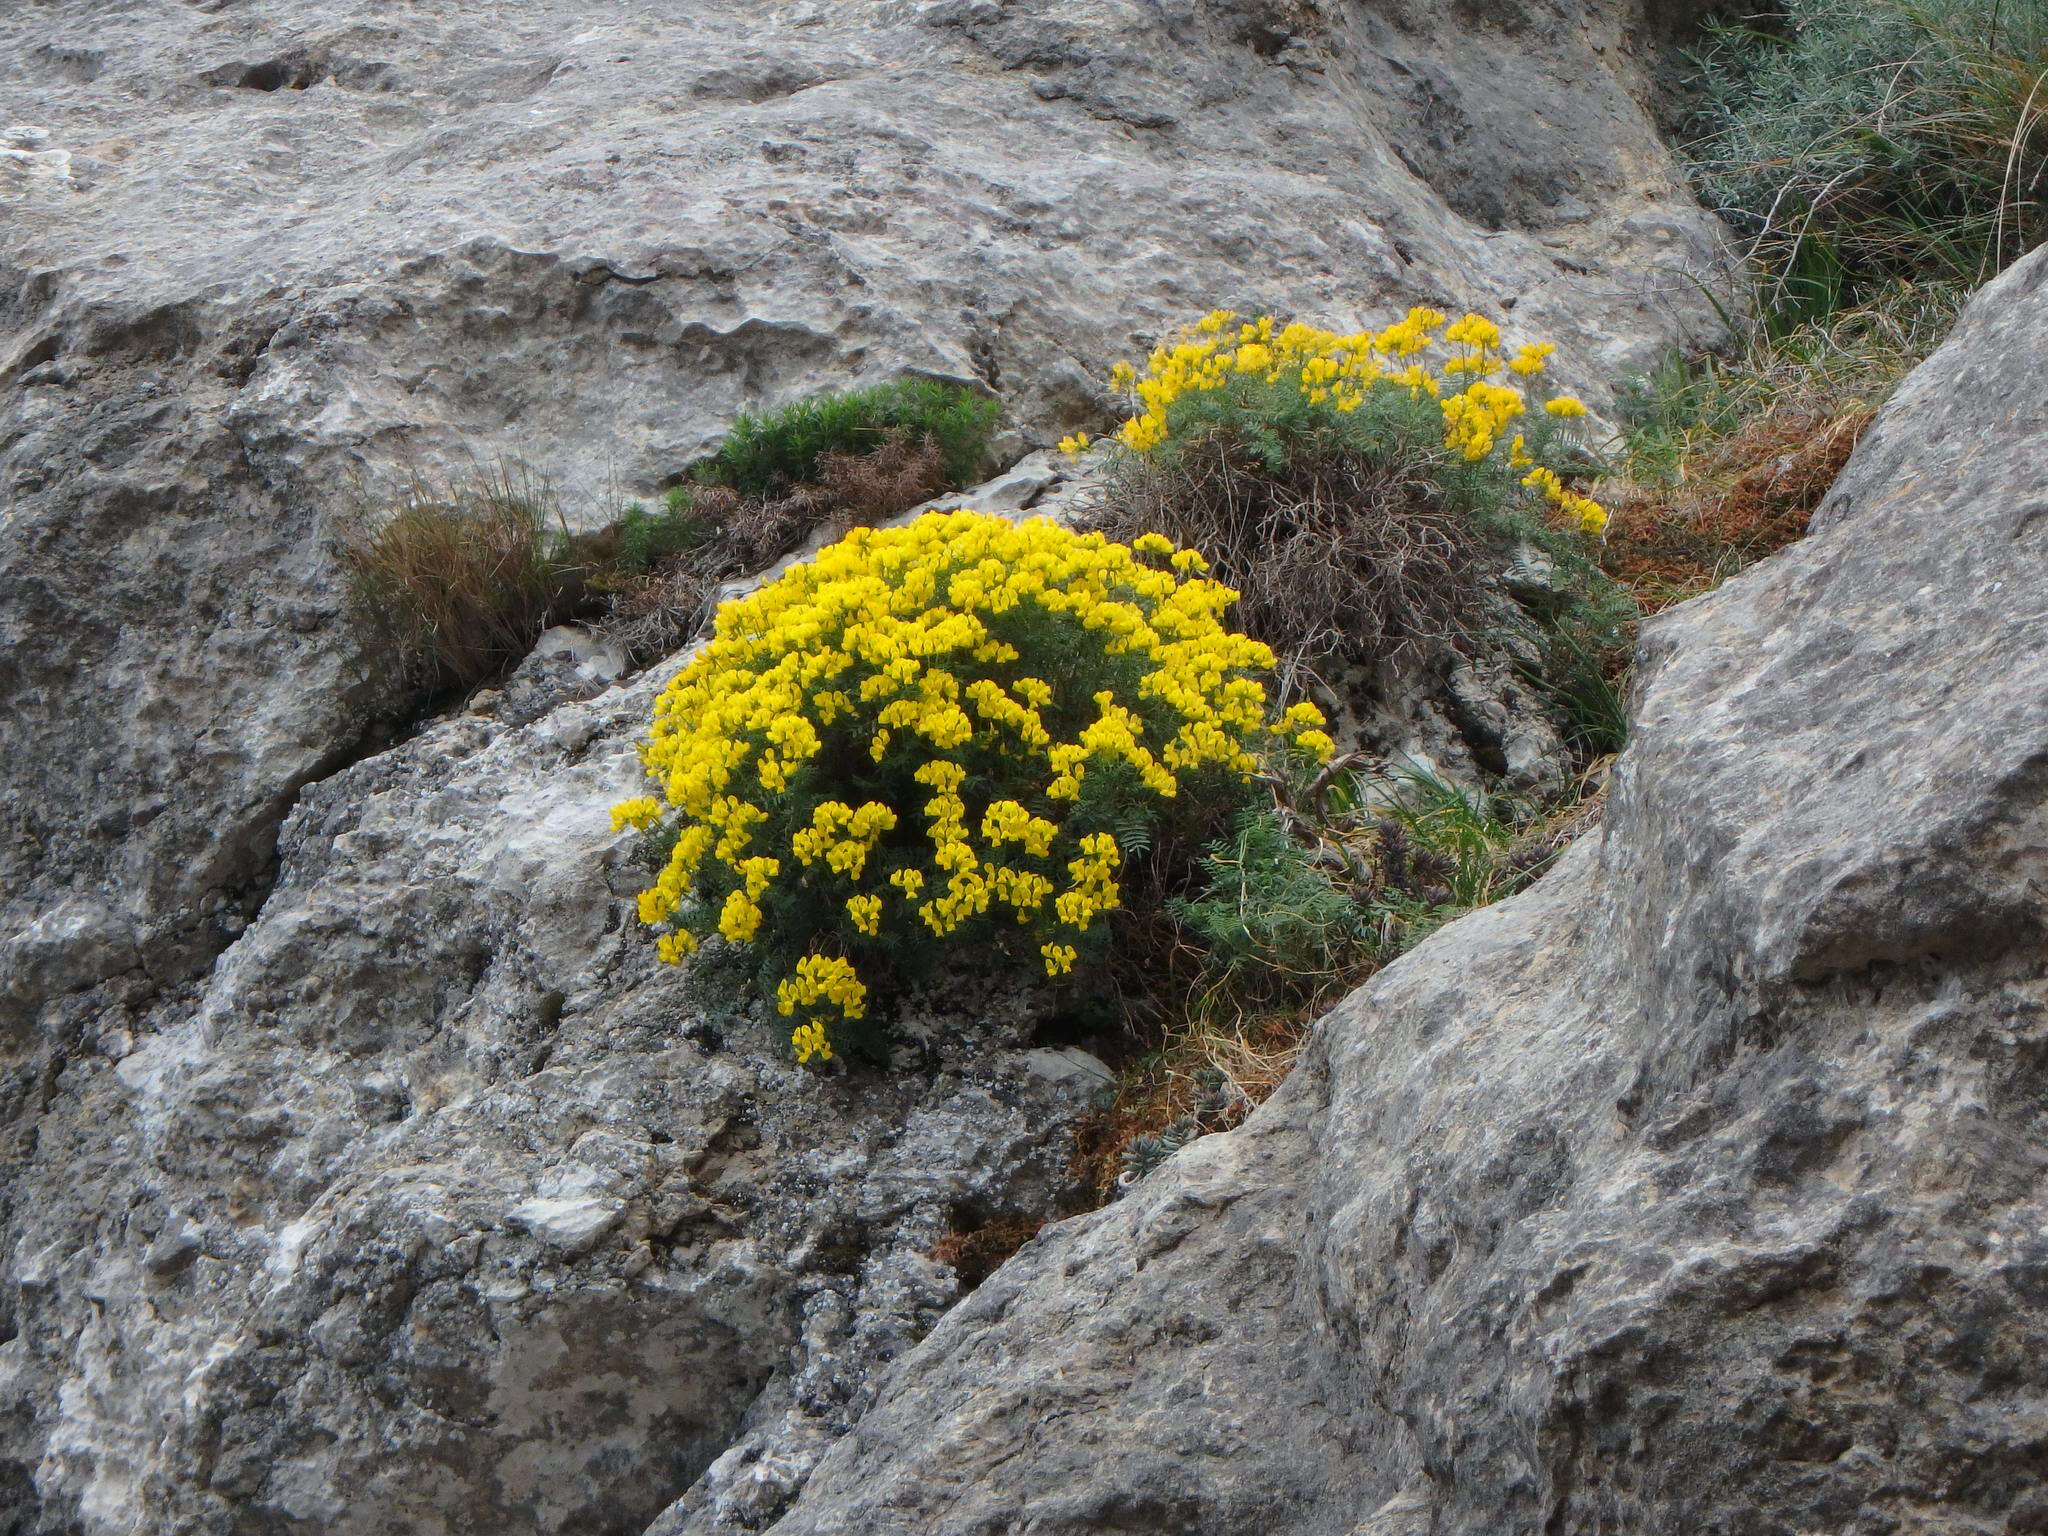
[
  {"xmin": 759, "ymin": 249, "xmax": 2048, "ymax": 1534},
  {"xmin": 0, "ymin": 0, "xmax": 1743, "ymax": 1528},
  {"xmin": 0, "ymin": 0, "xmax": 1726, "ymax": 1028},
  {"xmin": 0, "ymin": 650, "xmax": 1101, "ymax": 1534}
]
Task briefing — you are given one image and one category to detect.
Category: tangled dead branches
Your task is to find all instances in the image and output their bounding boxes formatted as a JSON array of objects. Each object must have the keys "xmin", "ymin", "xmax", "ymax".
[{"xmin": 1086, "ymin": 431, "xmax": 1485, "ymax": 674}]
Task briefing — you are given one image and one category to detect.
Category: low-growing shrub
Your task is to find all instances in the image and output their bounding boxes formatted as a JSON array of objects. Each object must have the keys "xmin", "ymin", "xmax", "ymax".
[
  {"xmin": 1171, "ymin": 762, "xmax": 1564, "ymax": 998},
  {"xmin": 1080, "ymin": 309, "xmax": 1613, "ymax": 672},
  {"xmin": 1689, "ymin": 0, "xmax": 2048, "ymax": 327},
  {"xmin": 614, "ymin": 510, "xmax": 1334, "ymax": 1066},
  {"xmin": 696, "ymin": 379, "xmax": 1002, "ymax": 500},
  {"xmin": 1598, "ymin": 4, "xmax": 2007, "ymax": 610},
  {"xmin": 349, "ymin": 383, "xmax": 1004, "ymax": 687},
  {"xmin": 1166, "ymin": 806, "xmax": 1378, "ymax": 1017},
  {"xmin": 342, "ymin": 470, "xmax": 578, "ymax": 692}
]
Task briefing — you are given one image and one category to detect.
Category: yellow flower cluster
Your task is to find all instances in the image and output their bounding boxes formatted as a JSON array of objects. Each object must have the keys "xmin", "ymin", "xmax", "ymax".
[
  {"xmin": 1520, "ymin": 465, "xmax": 1605, "ymax": 533},
  {"xmin": 611, "ymin": 796, "xmax": 661, "ymax": 833},
  {"xmin": 620, "ymin": 510, "xmax": 1329, "ymax": 1064},
  {"xmin": 777, "ymin": 953, "xmax": 867, "ymax": 1023},
  {"xmin": 1092, "ymin": 309, "xmax": 1608, "ymax": 534}
]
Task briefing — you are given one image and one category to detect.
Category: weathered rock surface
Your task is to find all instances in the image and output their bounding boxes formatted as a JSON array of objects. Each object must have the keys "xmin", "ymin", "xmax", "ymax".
[
  {"xmin": 759, "ymin": 249, "xmax": 2048, "ymax": 1532},
  {"xmin": 0, "ymin": 641, "xmax": 1102, "ymax": 1534},
  {"xmin": 0, "ymin": 434, "xmax": 1568, "ymax": 1536},
  {"xmin": 0, "ymin": 0, "xmax": 1725, "ymax": 1025},
  {"xmin": 1, "ymin": 0, "xmax": 1744, "ymax": 1529}
]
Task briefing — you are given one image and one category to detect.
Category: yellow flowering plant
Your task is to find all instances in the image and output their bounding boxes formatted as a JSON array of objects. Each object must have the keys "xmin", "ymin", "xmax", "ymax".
[
  {"xmin": 615, "ymin": 510, "xmax": 1332, "ymax": 1066},
  {"xmin": 1079, "ymin": 307, "xmax": 1635, "ymax": 761},
  {"xmin": 1095, "ymin": 307, "xmax": 1606, "ymax": 534}
]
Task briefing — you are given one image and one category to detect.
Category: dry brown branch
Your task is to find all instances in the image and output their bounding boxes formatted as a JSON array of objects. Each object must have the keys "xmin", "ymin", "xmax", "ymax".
[{"xmin": 1086, "ymin": 432, "xmax": 1484, "ymax": 670}]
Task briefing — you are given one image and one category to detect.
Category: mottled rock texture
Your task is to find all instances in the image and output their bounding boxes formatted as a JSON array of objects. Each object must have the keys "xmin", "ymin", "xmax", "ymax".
[
  {"xmin": 0, "ymin": 0, "xmax": 1723, "ymax": 1023},
  {"xmin": 764, "ymin": 248, "xmax": 2048, "ymax": 1535},
  {"xmin": 2, "ymin": 647, "xmax": 1101, "ymax": 1535},
  {"xmin": 1, "ymin": 0, "xmax": 1742, "ymax": 1530}
]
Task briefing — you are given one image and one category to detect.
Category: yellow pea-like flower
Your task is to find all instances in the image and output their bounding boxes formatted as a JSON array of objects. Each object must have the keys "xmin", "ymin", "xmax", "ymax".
[
  {"xmin": 610, "ymin": 796, "xmax": 661, "ymax": 833},
  {"xmin": 620, "ymin": 507, "xmax": 1319, "ymax": 1061},
  {"xmin": 846, "ymin": 894, "xmax": 883, "ymax": 936}
]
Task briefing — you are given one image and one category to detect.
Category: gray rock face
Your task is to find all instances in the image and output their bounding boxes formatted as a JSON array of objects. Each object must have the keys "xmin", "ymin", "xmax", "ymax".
[
  {"xmin": 1, "ymin": 647, "xmax": 1101, "ymax": 1534},
  {"xmin": 1, "ymin": 0, "xmax": 1725, "ymax": 1026},
  {"xmin": 1, "ymin": 0, "xmax": 1741, "ymax": 1529},
  {"xmin": 761, "ymin": 249, "xmax": 2048, "ymax": 1533}
]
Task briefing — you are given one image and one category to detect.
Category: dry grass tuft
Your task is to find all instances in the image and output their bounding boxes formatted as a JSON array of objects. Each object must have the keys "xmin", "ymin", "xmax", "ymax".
[
  {"xmin": 1069, "ymin": 1001, "xmax": 1316, "ymax": 1204},
  {"xmin": 1087, "ymin": 432, "xmax": 1484, "ymax": 674},
  {"xmin": 342, "ymin": 470, "xmax": 578, "ymax": 692}
]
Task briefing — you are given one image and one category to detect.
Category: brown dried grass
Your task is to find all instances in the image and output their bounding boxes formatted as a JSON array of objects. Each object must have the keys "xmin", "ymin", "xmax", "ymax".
[
  {"xmin": 342, "ymin": 472, "xmax": 577, "ymax": 691},
  {"xmin": 1068, "ymin": 1003, "xmax": 1313, "ymax": 1204},
  {"xmin": 930, "ymin": 1212, "xmax": 1048, "ymax": 1290},
  {"xmin": 1087, "ymin": 433, "xmax": 1484, "ymax": 675},
  {"xmin": 1603, "ymin": 403, "xmax": 1875, "ymax": 611}
]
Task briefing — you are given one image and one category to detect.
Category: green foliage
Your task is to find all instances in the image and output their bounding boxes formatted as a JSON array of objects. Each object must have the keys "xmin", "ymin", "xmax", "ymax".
[
  {"xmin": 1098, "ymin": 755, "xmax": 1585, "ymax": 1201},
  {"xmin": 1688, "ymin": 0, "xmax": 2048, "ymax": 327},
  {"xmin": 1119, "ymin": 1114, "xmax": 1205, "ymax": 1185},
  {"xmin": 1521, "ymin": 620, "xmax": 1631, "ymax": 762},
  {"xmin": 1356, "ymin": 765, "xmax": 1548, "ymax": 946},
  {"xmin": 1153, "ymin": 370, "xmax": 1449, "ymax": 478},
  {"xmin": 695, "ymin": 379, "xmax": 1002, "ymax": 500},
  {"xmin": 610, "ymin": 490, "xmax": 710, "ymax": 579},
  {"xmin": 1168, "ymin": 762, "xmax": 1565, "ymax": 1019},
  {"xmin": 1166, "ymin": 807, "xmax": 1378, "ymax": 1010},
  {"xmin": 1617, "ymin": 280, "xmax": 1964, "ymax": 484},
  {"xmin": 1615, "ymin": 349, "xmax": 1737, "ymax": 491}
]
